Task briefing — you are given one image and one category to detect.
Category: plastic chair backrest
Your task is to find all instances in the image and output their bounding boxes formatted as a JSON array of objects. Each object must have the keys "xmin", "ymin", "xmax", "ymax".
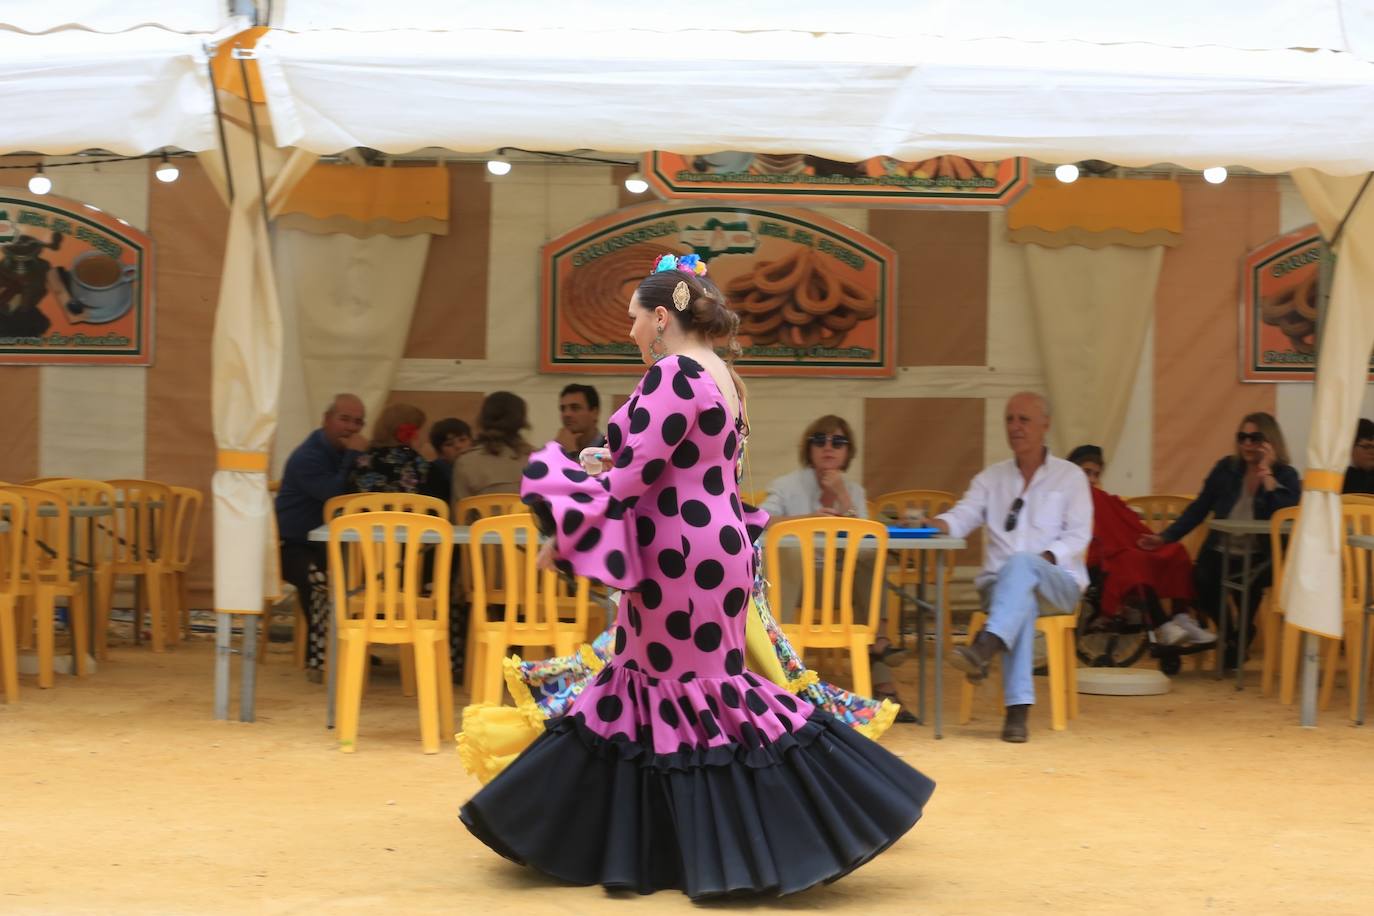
[
  {"xmin": 168, "ymin": 486, "xmax": 204, "ymax": 569},
  {"xmin": 1340, "ymin": 502, "xmax": 1374, "ymax": 614},
  {"xmin": 0, "ymin": 489, "xmax": 25, "ymax": 595},
  {"xmin": 105, "ymin": 479, "xmax": 173, "ymax": 565},
  {"xmin": 870, "ymin": 488, "xmax": 956, "ymax": 524},
  {"xmin": 1342, "ymin": 493, "xmax": 1374, "ymax": 506},
  {"xmin": 22, "ymin": 478, "xmax": 68, "ymax": 486},
  {"xmin": 327, "ymin": 511, "xmax": 453, "ymax": 639},
  {"xmin": 36, "ymin": 478, "xmax": 117, "ymax": 566},
  {"xmin": 0, "ymin": 485, "xmax": 72, "ymax": 587},
  {"xmin": 327, "ymin": 492, "xmax": 448, "ymax": 519},
  {"xmin": 1268, "ymin": 506, "xmax": 1301, "ymax": 613},
  {"xmin": 468, "ymin": 514, "xmax": 582, "ymax": 639},
  {"xmin": 1125, "ymin": 494, "xmax": 1207, "ymax": 561},
  {"xmin": 453, "ymin": 493, "xmax": 527, "ymax": 526},
  {"xmin": 764, "ymin": 516, "xmax": 888, "ymax": 639}
]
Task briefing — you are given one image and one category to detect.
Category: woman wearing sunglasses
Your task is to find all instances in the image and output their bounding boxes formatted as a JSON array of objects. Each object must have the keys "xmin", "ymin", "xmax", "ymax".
[
  {"xmin": 760, "ymin": 415, "xmax": 916, "ymax": 720},
  {"xmin": 1139, "ymin": 412, "xmax": 1300, "ymax": 667}
]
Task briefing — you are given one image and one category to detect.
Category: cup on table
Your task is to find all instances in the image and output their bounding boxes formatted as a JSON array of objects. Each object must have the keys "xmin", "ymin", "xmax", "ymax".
[{"xmin": 902, "ymin": 507, "xmax": 928, "ymax": 527}]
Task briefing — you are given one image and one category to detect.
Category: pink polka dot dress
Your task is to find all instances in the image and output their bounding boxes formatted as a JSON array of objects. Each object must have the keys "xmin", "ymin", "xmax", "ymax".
[{"xmin": 459, "ymin": 355, "xmax": 934, "ymax": 899}]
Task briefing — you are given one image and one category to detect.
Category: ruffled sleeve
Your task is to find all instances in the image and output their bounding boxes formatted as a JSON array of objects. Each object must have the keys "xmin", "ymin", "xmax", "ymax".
[{"xmin": 520, "ymin": 357, "xmax": 701, "ymax": 589}]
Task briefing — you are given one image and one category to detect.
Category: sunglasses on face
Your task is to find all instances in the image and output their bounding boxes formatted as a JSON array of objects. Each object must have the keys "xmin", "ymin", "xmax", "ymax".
[
  {"xmin": 809, "ymin": 433, "xmax": 850, "ymax": 449},
  {"xmin": 1236, "ymin": 432, "xmax": 1266, "ymax": 445},
  {"xmin": 1004, "ymin": 497, "xmax": 1025, "ymax": 533}
]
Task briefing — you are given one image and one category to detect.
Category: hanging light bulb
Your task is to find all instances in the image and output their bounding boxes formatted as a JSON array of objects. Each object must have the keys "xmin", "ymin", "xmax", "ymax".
[
  {"xmin": 1054, "ymin": 163, "xmax": 1079, "ymax": 184},
  {"xmin": 155, "ymin": 152, "xmax": 180, "ymax": 184},
  {"xmin": 624, "ymin": 172, "xmax": 649, "ymax": 194},
  {"xmin": 486, "ymin": 158, "xmax": 512, "ymax": 176},
  {"xmin": 28, "ymin": 164, "xmax": 51, "ymax": 195},
  {"xmin": 1203, "ymin": 166, "xmax": 1228, "ymax": 184}
]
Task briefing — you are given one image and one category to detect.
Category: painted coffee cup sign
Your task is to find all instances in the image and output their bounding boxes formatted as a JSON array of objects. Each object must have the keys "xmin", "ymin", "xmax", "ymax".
[
  {"xmin": 642, "ymin": 152, "xmax": 1031, "ymax": 209},
  {"xmin": 0, "ymin": 189, "xmax": 153, "ymax": 366},
  {"xmin": 1239, "ymin": 224, "xmax": 1345, "ymax": 382},
  {"xmin": 542, "ymin": 203, "xmax": 896, "ymax": 377}
]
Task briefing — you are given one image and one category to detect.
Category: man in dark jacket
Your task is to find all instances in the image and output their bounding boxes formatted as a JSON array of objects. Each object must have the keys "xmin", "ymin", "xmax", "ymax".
[
  {"xmin": 1343, "ymin": 418, "xmax": 1374, "ymax": 495},
  {"xmin": 276, "ymin": 393, "xmax": 368, "ymax": 678}
]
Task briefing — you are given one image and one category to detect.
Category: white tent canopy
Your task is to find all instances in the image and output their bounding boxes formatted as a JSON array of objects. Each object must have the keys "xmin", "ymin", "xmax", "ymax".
[
  {"xmin": 0, "ymin": 1, "xmax": 231, "ymax": 34},
  {"xmin": 0, "ymin": 10, "xmax": 240, "ymax": 156},
  {"xmin": 257, "ymin": 19, "xmax": 1374, "ymax": 173}
]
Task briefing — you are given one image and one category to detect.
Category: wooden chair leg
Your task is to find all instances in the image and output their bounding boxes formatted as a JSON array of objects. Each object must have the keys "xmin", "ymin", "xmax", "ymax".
[
  {"xmin": 337, "ymin": 635, "xmax": 369, "ymax": 753},
  {"xmin": 35, "ymin": 588, "xmax": 55, "ymax": 689},
  {"xmin": 413, "ymin": 636, "xmax": 441, "ymax": 754},
  {"xmin": 0, "ymin": 596, "xmax": 18, "ymax": 702}
]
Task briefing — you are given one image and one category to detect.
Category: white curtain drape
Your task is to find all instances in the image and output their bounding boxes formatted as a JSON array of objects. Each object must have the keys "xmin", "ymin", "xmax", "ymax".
[
  {"xmin": 1022, "ymin": 245, "xmax": 1164, "ymax": 458},
  {"xmin": 272, "ymin": 231, "xmax": 430, "ymax": 457},
  {"xmin": 1281, "ymin": 170, "xmax": 1374, "ymax": 638},
  {"xmin": 197, "ymin": 93, "xmax": 318, "ymax": 618}
]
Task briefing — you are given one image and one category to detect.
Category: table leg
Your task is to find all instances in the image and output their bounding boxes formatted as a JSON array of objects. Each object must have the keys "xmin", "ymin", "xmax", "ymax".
[
  {"xmin": 1236, "ymin": 544, "xmax": 1253, "ymax": 691},
  {"xmin": 240, "ymin": 614, "xmax": 258, "ymax": 722},
  {"xmin": 214, "ymin": 612, "xmax": 232, "ymax": 720},
  {"xmin": 915, "ymin": 552, "xmax": 927, "ymax": 727},
  {"xmin": 934, "ymin": 548, "xmax": 946, "ymax": 739},
  {"xmin": 1217, "ymin": 539, "xmax": 1232, "ymax": 680},
  {"xmin": 326, "ymin": 566, "xmax": 339, "ymax": 730}
]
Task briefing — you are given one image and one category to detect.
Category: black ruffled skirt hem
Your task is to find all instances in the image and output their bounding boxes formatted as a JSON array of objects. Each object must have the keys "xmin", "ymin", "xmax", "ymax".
[{"xmin": 458, "ymin": 710, "xmax": 935, "ymax": 900}]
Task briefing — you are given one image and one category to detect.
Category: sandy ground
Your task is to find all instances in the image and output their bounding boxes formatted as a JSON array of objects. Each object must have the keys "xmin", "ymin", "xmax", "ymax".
[{"xmin": 3, "ymin": 636, "xmax": 1374, "ymax": 916}]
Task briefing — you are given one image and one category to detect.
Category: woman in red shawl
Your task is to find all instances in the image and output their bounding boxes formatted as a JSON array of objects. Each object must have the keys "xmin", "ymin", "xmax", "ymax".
[{"xmin": 1067, "ymin": 445, "xmax": 1215, "ymax": 647}]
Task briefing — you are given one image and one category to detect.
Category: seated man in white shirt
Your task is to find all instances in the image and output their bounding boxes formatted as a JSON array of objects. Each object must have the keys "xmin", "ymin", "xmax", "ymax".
[{"xmin": 926, "ymin": 391, "xmax": 1092, "ymax": 742}]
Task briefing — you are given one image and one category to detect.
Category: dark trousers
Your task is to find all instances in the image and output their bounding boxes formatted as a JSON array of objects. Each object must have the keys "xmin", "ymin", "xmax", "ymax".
[
  {"xmin": 1193, "ymin": 547, "xmax": 1269, "ymax": 651},
  {"xmin": 280, "ymin": 540, "xmax": 329, "ymax": 670}
]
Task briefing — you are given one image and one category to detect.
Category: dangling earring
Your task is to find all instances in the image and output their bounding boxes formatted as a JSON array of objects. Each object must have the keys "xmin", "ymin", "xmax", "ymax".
[{"xmin": 650, "ymin": 325, "xmax": 668, "ymax": 361}]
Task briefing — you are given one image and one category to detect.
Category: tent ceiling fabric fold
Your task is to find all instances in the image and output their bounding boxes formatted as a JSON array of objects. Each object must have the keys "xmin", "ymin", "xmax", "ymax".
[
  {"xmin": 266, "ymin": 0, "xmax": 1374, "ymax": 58},
  {"xmin": 254, "ymin": 28, "xmax": 1374, "ymax": 173},
  {"xmin": 0, "ymin": 0, "xmax": 232, "ymax": 34},
  {"xmin": 0, "ymin": 27, "xmax": 225, "ymax": 154}
]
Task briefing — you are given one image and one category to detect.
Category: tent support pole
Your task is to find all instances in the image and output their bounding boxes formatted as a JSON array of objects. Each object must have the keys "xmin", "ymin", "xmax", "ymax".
[
  {"xmin": 1300, "ymin": 633, "xmax": 1320, "ymax": 727},
  {"xmin": 239, "ymin": 616, "xmax": 258, "ymax": 722},
  {"xmin": 214, "ymin": 612, "xmax": 232, "ymax": 720}
]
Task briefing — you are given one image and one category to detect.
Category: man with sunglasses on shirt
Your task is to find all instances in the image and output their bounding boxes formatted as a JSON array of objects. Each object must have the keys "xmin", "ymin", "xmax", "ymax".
[{"xmin": 926, "ymin": 391, "xmax": 1092, "ymax": 742}]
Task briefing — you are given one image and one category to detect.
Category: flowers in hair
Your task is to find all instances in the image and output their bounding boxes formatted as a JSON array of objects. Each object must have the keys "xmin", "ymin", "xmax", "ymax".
[{"xmin": 652, "ymin": 253, "xmax": 708, "ymax": 277}]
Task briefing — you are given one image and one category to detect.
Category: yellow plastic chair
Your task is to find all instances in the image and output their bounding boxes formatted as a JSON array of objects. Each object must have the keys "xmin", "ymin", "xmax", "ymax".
[
  {"xmin": 453, "ymin": 493, "xmax": 527, "ymax": 525},
  {"xmin": 0, "ymin": 490, "xmax": 25, "ymax": 702},
  {"xmin": 0, "ymin": 486, "xmax": 91, "ymax": 689},
  {"xmin": 22, "ymin": 478, "xmax": 68, "ymax": 486},
  {"xmin": 958, "ymin": 608, "xmax": 1080, "ymax": 732},
  {"xmin": 166, "ymin": 486, "xmax": 204, "ymax": 641},
  {"xmin": 740, "ymin": 489, "xmax": 769, "ymax": 508},
  {"xmin": 1319, "ymin": 502, "xmax": 1374, "ymax": 717},
  {"xmin": 870, "ymin": 489, "xmax": 956, "ymax": 644},
  {"xmin": 105, "ymin": 479, "xmax": 174, "ymax": 652},
  {"xmin": 322, "ymin": 491, "xmax": 451, "ymax": 685},
  {"xmin": 467, "ymin": 513, "xmax": 589, "ymax": 705},
  {"xmin": 764, "ymin": 517, "xmax": 888, "ymax": 697},
  {"xmin": 1264, "ymin": 506, "xmax": 1301, "ymax": 700},
  {"xmin": 329, "ymin": 511, "xmax": 455, "ymax": 753},
  {"xmin": 455, "ymin": 494, "xmax": 529, "ymax": 692},
  {"xmin": 35, "ymin": 479, "xmax": 118, "ymax": 658}
]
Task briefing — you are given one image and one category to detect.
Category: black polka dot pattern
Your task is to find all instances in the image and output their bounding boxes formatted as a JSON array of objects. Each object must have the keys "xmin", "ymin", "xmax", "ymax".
[{"xmin": 517, "ymin": 355, "xmax": 800, "ymax": 754}]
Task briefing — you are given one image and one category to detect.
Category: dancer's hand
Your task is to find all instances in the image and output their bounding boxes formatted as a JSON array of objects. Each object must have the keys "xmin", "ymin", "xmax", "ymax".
[
  {"xmin": 537, "ymin": 540, "xmax": 557, "ymax": 571},
  {"xmin": 1138, "ymin": 534, "xmax": 1164, "ymax": 551}
]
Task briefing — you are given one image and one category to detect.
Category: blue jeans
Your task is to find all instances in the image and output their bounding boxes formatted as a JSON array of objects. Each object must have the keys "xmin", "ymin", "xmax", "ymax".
[{"xmin": 976, "ymin": 552, "xmax": 1081, "ymax": 707}]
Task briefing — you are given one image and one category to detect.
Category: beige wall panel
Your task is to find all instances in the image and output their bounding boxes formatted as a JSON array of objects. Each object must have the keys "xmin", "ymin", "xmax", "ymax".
[{"xmin": 1153, "ymin": 176, "xmax": 1278, "ymax": 494}]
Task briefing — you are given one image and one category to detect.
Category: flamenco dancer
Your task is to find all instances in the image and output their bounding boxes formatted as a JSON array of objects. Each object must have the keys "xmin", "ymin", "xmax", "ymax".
[{"xmin": 459, "ymin": 255, "xmax": 934, "ymax": 899}]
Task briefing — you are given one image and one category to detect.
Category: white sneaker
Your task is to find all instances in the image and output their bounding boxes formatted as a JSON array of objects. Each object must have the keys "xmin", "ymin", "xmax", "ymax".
[
  {"xmin": 1154, "ymin": 620, "xmax": 1190, "ymax": 647},
  {"xmin": 1171, "ymin": 613, "xmax": 1218, "ymax": 645}
]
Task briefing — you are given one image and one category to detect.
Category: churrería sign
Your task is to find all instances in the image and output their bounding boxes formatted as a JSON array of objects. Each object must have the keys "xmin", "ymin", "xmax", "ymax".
[
  {"xmin": 642, "ymin": 151, "xmax": 1031, "ymax": 209},
  {"xmin": 541, "ymin": 202, "xmax": 896, "ymax": 377},
  {"xmin": 1239, "ymin": 224, "xmax": 1346, "ymax": 382},
  {"xmin": 0, "ymin": 189, "xmax": 153, "ymax": 366}
]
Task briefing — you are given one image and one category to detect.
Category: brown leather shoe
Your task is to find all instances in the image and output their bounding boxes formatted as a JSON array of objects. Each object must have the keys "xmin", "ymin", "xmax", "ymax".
[
  {"xmin": 1002, "ymin": 704, "xmax": 1030, "ymax": 742},
  {"xmin": 950, "ymin": 629, "xmax": 1006, "ymax": 683}
]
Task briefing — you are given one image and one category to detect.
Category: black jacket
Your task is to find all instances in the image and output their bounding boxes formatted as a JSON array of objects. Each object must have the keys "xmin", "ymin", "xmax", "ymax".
[{"xmin": 1162, "ymin": 457, "xmax": 1301, "ymax": 551}]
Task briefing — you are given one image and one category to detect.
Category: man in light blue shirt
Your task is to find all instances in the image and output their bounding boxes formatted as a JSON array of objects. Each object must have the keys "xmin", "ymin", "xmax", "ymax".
[{"xmin": 928, "ymin": 392, "xmax": 1092, "ymax": 742}]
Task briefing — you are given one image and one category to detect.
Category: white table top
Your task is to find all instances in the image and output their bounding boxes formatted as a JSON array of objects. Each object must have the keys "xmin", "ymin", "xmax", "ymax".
[
  {"xmin": 1349, "ymin": 534, "xmax": 1374, "ymax": 550},
  {"xmin": 38, "ymin": 504, "xmax": 115, "ymax": 518},
  {"xmin": 307, "ymin": 523, "xmax": 965, "ymax": 551},
  {"xmin": 1209, "ymin": 518, "xmax": 1280, "ymax": 536}
]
